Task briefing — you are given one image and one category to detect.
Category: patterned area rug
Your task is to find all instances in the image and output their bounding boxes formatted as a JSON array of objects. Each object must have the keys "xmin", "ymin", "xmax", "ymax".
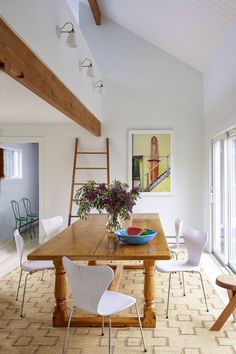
[{"xmin": 0, "ymin": 262, "xmax": 236, "ymax": 354}]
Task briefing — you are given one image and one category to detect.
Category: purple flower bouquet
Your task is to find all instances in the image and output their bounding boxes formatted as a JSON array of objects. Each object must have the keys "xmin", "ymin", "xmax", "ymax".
[{"xmin": 74, "ymin": 180, "xmax": 140, "ymax": 231}]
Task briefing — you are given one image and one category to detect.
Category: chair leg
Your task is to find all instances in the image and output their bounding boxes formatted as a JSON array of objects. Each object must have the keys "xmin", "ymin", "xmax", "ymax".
[
  {"xmin": 197, "ymin": 271, "xmax": 209, "ymax": 312},
  {"xmin": 29, "ymin": 221, "xmax": 34, "ymax": 239},
  {"xmin": 62, "ymin": 306, "xmax": 74, "ymax": 354},
  {"xmin": 41, "ymin": 270, "xmax": 45, "ymax": 281},
  {"xmin": 171, "ymin": 250, "xmax": 177, "ymax": 259},
  {"xmin": 20, "ymin": 272, "xmax": 31, "ymax": 317},
  {"xmin": 179, "ymin": 272, "xmax": 182, "ymax": 285},
  {"xmin": 166, "ymin": 273, "xmax": 172, "ymax": 319},
  {"xmin": 16, "ymin": 269, "xmax": 23, "ymax": 300},
  {"xmin": 108, "ymin": 316, "xmax": 112, "ymax": 354},
  {"xmin": 176, "ymin": 251, "xmax": 182, "ymax": 285},
  {"xmin": 135, "ymin": 302, "xmax": 147, "ymax": 352},
  {"xmin": 101, "ymin": 316, "xmax": 104, "ymax": 336},
  {"xmin": 182, "ymin": 272, "xmax": 186, "ymax": 296}
]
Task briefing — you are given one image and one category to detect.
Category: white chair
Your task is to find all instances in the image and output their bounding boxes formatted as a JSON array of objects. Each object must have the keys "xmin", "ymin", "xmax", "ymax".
[
  {"xmin": 41, "ymin": 215, "xmax": 63, "ymax": 242},
  {"xmin": 62, "ymin": 256, "xmax": 147, "ymax": 354},
  {"xmin": 14, "ymin": 229, "xmax": 54, "ymax": 317},
  {"xmin": 168, "ymin": 218, "xmax": 184, "ymax": 259},
  {"xmin": 156, "ymin": 226, "xmax": 209, "ymax": 319}
]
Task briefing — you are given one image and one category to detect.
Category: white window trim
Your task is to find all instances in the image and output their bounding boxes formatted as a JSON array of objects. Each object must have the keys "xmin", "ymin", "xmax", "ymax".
[{"xmin": 0, "ymin": 145, "xmax": 23, "ymax": 180}]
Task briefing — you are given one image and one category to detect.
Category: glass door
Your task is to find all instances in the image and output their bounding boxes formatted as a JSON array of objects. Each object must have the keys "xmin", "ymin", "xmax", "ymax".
[
  {"xmin": 228, "ymin": 130, "xmax": 236, "ymax": 271},
  {"xmin": 212, "ymin": 135, "xmax": 227, "ymax": 263}
]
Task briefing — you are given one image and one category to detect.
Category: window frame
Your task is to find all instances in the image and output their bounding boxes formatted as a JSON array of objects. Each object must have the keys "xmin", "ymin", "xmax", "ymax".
[{"xmin": 0, "ymin": 145, "xmax": 23, "ymax": 180}]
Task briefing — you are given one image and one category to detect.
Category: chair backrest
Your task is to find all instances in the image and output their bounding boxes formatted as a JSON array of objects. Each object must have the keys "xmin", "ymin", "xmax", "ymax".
[
  {"xmin": 62, "ymin": 256, "xmax": 114, "ymax": 314},
  {"xmin": 13, "ymin": 229, "xmax": 24, "ymax": 267},
  {"xmin": 175, "ymin": 218, "xmax": 183, "ymax": 248},
  {"xmin": 183, "ymin": 226, "xmax": 207, "ymax": 266},
  {"xmin": 41, "ymin": 216, "xmax": 63, "ymax": 241},
  {"xmin": 23, "ymin": 198, "xmax": 32, "ymax": 217},
  {"xmin": 11, "ymin": 200, "xmax": 21, "ymax": 220}
]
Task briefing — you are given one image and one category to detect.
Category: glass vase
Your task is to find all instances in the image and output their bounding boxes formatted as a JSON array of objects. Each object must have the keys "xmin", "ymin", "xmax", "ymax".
[{"xmin": 106, "ymin": 213, "xmax": 122, "ymax": 233}]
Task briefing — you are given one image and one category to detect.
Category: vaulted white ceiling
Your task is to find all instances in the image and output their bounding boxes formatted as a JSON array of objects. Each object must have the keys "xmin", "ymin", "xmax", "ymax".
[
  {"xmin": 94, "ymin": 0, "xmax": 236, "ymax": 72},
  {"xmin": 1, "ymin": 1, "xmax": 236, "ymax": 123}
]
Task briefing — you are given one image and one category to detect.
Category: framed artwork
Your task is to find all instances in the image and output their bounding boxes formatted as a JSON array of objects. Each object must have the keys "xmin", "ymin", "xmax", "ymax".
[{"xmin": 128, "ymin": 130, "xmax": 173, "ymax": 195}]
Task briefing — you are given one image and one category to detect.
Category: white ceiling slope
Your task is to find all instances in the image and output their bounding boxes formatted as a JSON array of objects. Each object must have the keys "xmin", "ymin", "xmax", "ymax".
[
  {"xmin": 0, "ymin": 72, "xmax": 70, "ymax": 123},
  {"xmin": 93, "ymin": 0, "xmax": 236, "ymax": 73}
]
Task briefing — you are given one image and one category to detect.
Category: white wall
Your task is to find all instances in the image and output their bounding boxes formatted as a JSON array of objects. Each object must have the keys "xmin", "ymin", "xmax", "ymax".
[
  {"xmin": 80, "ymin": 4, "xmax": 204, "ymax": 234},
  {"xmin": 0, "ymin": 0, "xmax": 103, "ymax": 122},
  {"xmin": 0, "ymin": 143, "xmax": 39, "ymax": 240},
  {"xmin": 203, "ymin": 18, "xmax": 236, "ymax": 244}
]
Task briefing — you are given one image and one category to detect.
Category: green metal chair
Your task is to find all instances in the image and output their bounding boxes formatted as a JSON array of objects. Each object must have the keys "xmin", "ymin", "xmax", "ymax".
[
  {"xmin": 11, "ymin": 200, "xmax": 30, "ymax": 234},
  {"xmin": 23, "ymin": 198, "xmax": 38, "ymax": 221},
  {"xmin": 23, "ymin": 198, "xmax": 39, "ymax": 235}
]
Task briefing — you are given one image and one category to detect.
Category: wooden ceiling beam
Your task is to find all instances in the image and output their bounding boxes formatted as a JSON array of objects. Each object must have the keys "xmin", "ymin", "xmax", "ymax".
[
  {"xmin": 88, "ymin": 0, "xmax": 101, "ymax": 25},
  {"xmin": 0, "ymin": 18, "xmax": 101, "ymax": 136}
]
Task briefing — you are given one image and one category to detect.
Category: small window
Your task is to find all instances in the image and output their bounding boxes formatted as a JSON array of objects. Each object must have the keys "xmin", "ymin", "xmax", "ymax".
[{"xmin": 3, "ymin": 148, "xmax": 22, "ymax": 179}]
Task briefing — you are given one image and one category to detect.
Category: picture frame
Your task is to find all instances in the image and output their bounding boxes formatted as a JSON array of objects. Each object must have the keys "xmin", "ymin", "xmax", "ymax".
[{"xmin": 128, "ymin": 130, "xmax": 173, "ymax": 195}]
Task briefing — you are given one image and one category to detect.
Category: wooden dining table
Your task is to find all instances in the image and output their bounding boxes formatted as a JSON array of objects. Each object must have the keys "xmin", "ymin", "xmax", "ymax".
[{"xmin": 28, "ymin": 213, "xmax": 171, "ymax": 328}]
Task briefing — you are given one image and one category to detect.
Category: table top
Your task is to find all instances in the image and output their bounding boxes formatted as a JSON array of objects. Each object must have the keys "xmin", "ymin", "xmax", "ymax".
[
  {"xmin": 28, "ymin": 213, "xmax": 171, "ymax": 262},
  {"xmin": 216, "ymin": 275, "xmax": 236, "ymax": 291}
]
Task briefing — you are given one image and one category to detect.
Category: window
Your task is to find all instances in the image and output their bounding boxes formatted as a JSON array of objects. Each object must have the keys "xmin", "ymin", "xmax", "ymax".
[
  {"xmin": 211, "ymin": 127, "xmax": 236, "ymax": 271},
  {"xmin": 3, "ymin": 147, "xmax": 22, "ymax": 179}
]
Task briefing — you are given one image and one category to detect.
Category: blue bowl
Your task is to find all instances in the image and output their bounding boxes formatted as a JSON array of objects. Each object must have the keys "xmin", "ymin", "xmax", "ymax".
[{"xmin": 114, "ymin": 229, "xmax": 157, "ymax": 245}]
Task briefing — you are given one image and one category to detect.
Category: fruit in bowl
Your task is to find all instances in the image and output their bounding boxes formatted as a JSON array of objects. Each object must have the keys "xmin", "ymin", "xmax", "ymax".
[
  {"xmin": 127, "ymin": 227, "xmax": 150, "ymax": 236},
  {"xmin": 140, "ymin": 229, "xmax": 149, "ymax": 236},
  {"xmin": 127, "ymin": 227, "xmax": 143, "ymax": 236},
  {"xmin": 114, "ymin": 229, "xmax": 157, "ymax": 245}
]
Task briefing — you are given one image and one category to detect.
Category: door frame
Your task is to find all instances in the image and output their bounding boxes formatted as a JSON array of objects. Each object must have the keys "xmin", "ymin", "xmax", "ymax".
[
  {"xmin": 210, "ymin": 125, "xmax": 236, "ymax": 268},
  {"xmin": 211, "ymin": 132, "xmax": 228, "ymax": 264},
  {"xmin": 0, "ymin": 136, "xmax": 44, "ymax": 243}
]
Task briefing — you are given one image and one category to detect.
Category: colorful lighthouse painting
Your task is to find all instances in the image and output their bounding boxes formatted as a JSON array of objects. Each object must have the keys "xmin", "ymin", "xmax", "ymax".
[{"xmin": 130, "ymin": 130, "xmax": 172, "ymax": 193}]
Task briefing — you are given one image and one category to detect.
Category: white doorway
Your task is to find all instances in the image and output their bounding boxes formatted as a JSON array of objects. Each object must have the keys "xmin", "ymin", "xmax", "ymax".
[{"xmin": 0, "ymin": 137, "xmax": 44, "ymax": 243}]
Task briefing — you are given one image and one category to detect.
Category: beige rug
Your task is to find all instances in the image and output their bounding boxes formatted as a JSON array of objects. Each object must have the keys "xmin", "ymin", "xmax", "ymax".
[{"xmin": 0, "ymin": 263, "xmax": 236, "ymax": 354}]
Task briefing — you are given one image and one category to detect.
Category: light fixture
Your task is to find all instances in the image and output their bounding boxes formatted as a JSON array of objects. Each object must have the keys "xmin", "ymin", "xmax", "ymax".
[
  {"xmin": 56, "ymin": 22, "xmax": 78, "ymax": 48},
  {"xmin": 79, "ymin": 58, "xmax": 94, "ymax": 77},
  {"xmin": 93, "ymin": 80, "xmax": 104, "ymax": 94}
]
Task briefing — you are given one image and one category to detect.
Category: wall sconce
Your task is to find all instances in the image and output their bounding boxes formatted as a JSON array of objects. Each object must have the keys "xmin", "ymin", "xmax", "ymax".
[
  {"xmin": 56, "ymin": 22, "xmax": 78, "ymax": 48},
  {"xmin": 79, "ymin": 58, "xmax": 94, "ymax": 77},
  {"xmin": 93, "ymin": 80, "xmax": 104, "ymax": 94}
]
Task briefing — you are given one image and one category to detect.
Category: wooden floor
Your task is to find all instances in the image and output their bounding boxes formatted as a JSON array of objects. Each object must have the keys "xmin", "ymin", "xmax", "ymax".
[{"xmin": 0, "ymin": 229, "xmax": 39, "ymax": 278}]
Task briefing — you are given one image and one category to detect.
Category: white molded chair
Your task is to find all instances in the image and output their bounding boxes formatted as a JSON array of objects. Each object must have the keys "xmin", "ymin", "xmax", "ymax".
[
  {"xmin": 168, "ymin": 218, "xmax": 184, "ymax": 259},
  {"xmin": 62, "ymin": 257, "xmax": 147, "ymax": 354},
  {"xmin": 41, "ymin": 215, "xmax": 63, "ymax": 242},
  {"xmin": 156, "ymin": 226, "xmax": 209, "ymax": 318},
  {"xmin": 14, "ymin": 230, "xmax": 54, "ymax": 317}
]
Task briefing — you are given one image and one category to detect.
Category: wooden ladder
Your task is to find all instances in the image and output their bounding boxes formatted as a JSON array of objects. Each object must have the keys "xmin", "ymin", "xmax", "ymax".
[{"xmin": 68, "ymin": 138, "xmax": 110, "ymax": 226}]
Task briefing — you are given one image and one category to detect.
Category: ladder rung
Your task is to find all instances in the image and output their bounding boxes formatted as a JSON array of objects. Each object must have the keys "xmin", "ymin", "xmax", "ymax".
[
  {"xmin": 68, "ymin": 138, "xmax": 110, "ymax": 227},
  {"xmin": 76, "ymin": 167, "xmax": 107, "ymax": 170},
  {"xmin": 77, "ymin": 152, "xmax": 106, "ymax": 155}
]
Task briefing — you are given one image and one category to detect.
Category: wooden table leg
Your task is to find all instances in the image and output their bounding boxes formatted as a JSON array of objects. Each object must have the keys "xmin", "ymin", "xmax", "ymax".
[
  {"xmin": 211, "ymin": 292, "xmax": 236, "ymax": 331},
  {"xmin": 53, "ymin": 260, "xmax": 68, "ymax": 327},
  {"xmin": 227, "ymin": 289, "xmax": 236, "ymax": 322},
  {"xmin": 143, "ymin": 260, "xmax": 156, "ymax": 328}
]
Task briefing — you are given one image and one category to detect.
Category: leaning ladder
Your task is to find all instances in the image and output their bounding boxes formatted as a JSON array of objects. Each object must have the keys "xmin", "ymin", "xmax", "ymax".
[{"xmin": 68, "ymin": 138, "xmax": 110, "ymax": 226}]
